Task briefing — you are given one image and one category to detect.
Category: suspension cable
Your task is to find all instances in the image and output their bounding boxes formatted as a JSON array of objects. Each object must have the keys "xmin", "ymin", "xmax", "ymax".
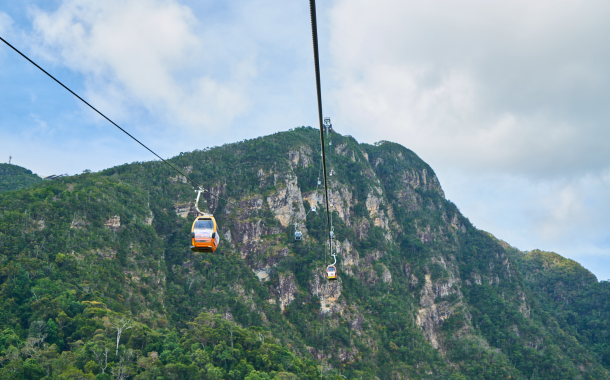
[
  {"xmin": 309, "ymin": 0, "xmax": 332, "ymax": 254},
  {"xmin": 0, "ymin": 36, "xmax": 246, "ymax": 212},
  {"xmin": 0, "ymin": 37, "xmax": 199, "ymax": 189},
  {"xmin": 308, "ymin": 1, "xmax": 332, "ymax": 378}
]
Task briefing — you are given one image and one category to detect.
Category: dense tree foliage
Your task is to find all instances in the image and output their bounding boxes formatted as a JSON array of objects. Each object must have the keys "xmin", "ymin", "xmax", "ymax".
[
  {"xmin": 0, "ymin": 164, "xmax": 42, "ymax": 194},
  {"xmin": 512, "ymin": 249, "xmax": 610, "ymax": 371}
]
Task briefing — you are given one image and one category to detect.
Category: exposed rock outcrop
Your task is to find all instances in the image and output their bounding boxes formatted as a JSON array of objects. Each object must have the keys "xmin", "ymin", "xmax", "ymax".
[
  {"xmin": 174, "ymin": 203, "xmax": 195, "ymax": 218},
  {"xmin": 71, "ymin": 216, "xmax": 86, "ymax": 230},
  {"xmin": 104, "ymin": 215, "xmax": 121, "ymax": 230},
  {"xmin": 416, "ymin": 223, "xmax": 433, "ymax": 244},
  {"xmin": 329, "ymin": 184, "xmax": 353, "ymax": 225},
  {"xmin": 355, "ymin": 218, "xmax": 370, "ymax": 241},
  {"xmin": 144, "ymin": 212, "xmax": 154, "ymax": 226},
  {"xmin": 266, "ymin": 176, "xmax": 306, "ymax": 228},
  {"xmin": 416, "ymin": 274, "xmax": 455, "ymax": 349},
  {"xmin": 310, "ymin": 271, "xmax": 343, "ymax": 315},
  {"xmin": 381, "ymin": 264, "xmax": 392, "ymax": 284},
  {"xmin": 335, "ymin": 143, "xmax": 356, "ymax": 162},
  {"xmin": 170, "ymin": 175, "xmax": 187, "ymax": 184},
  {"xmin": 288, "ymin": 146, "xmax": 313, "ymax": 169},
  {"xmin": 400, "ymin": 169, "xmax": 445, "ymax": 198},
  {"xmin": 278, "ymin": 273, "xmax": 297, "ymax": 311},
  {"xmin": 339, "ymin": 240, "xmax": 359, "ymax": 275},
  {"xmin": 365, "ymin": 188, "xmax": 394, "ymax": 238}
]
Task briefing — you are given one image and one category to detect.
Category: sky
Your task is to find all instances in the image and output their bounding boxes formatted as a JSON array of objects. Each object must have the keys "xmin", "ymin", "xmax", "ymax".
[{"xmin": 1, "ymin": 0, "xmax": 610, "ymax": 279}]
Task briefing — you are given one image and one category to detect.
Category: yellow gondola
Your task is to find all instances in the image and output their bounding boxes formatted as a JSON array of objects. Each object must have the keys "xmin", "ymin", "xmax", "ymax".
[
  {"xmin": 190, "ymin": 189, "xmax": 219, "ymax": 252},
  {"xmin": 190, "ymin": 215, "xmax": 219, "ymax": 252}
]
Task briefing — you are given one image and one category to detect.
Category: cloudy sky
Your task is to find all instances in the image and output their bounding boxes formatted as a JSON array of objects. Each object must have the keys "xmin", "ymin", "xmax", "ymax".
[{"xmin": 1, "ymin": 0, "xmax": 610, "ymax": 279}]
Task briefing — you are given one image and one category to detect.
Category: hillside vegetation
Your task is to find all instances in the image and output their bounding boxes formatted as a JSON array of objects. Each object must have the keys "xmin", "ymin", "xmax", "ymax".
[
  {"xmin": 0, "ymin": 127, "xmax": 609, "ymax": 379},
  {"xmin": 0, "ymin": 164, "xmax": 42, "ymax": 194}
]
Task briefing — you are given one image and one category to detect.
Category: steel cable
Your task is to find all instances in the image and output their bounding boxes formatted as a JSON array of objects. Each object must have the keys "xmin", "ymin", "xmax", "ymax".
[
  {"xmin": 307, "ymin": 1, "xmax": 333, "ymax": 378},
  {"xmin": 0, "ymin": 35, "xmax": 245, "ymax": 212},
  {"xmin": 308, "ymin": 0, "xmax": 332, "ymax": 253}
]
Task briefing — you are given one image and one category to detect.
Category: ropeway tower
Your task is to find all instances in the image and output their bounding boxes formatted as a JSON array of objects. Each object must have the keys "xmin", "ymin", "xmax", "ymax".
[{"xmin": 323, "ymin": 117, "xmax": 334, "ymax": 133}]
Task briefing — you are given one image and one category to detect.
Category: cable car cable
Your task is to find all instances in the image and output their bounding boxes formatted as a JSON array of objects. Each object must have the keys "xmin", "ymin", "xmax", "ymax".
[
  {"xmin": 308, "ymin": 0, "xmax": 332, "ymax": 254},
  {"xmin": 0, "ymin": 36, "xmax": 246, "ymax": 213},
  {"xmin": 0, "ymin": 36, "xmax": 199, "ymax": 189},
  {"xmin": 308, "ymin": 1, "xmax": 332, "ymax": 378}
]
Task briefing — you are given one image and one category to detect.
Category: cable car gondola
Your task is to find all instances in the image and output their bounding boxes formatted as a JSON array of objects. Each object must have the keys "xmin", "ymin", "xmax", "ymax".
[
  {"xmin": 191, "ymin": 215, "xmax": 219, "ymax": 252},
  {"xmin": 326, "ymin": 254, "xmax": 337, "ymax": 281},
  {"xmin": 294, "ymin": 223, "xmax": 303, "ymax": 241},
  {"xmin": 190, "ymin": 190, "xmax": 219, "ymax": 253}
]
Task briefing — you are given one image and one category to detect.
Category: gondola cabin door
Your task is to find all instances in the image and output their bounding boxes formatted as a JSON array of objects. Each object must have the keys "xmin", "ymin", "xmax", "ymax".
[{"xmin": 191, "ymin": 216, "xmax": 219, "ymax": 252}]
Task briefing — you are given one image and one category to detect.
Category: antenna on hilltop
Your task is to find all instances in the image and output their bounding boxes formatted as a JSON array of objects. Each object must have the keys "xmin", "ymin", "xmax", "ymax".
[
  {"xmin": 8, "ymin": 156, "xmax": 11, "ymax": 164},
  {"xmin": 323, "ymin": 117, "xmax": 333, "ymax": 133}
]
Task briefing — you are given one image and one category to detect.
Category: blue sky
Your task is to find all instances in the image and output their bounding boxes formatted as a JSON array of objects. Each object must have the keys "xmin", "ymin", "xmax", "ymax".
[{"xmin": 2, "ymin": 0, "xmax": 610, "ymax": 279}]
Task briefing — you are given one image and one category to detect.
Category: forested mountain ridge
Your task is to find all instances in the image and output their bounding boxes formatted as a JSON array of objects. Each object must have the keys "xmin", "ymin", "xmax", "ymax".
[
  {"xmin": 508, "ymin": 248, "xmax": 610, "ymax": 369},
  {"xmin": 0, "ymin": 164, "xmax": 42, "ymax": 194},
  {"xmin": 0, "ymin": 127, "xmax": 609, "ymax": 379}
]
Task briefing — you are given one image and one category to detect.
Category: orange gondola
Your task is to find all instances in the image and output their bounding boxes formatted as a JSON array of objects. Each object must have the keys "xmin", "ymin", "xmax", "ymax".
[
  {"xmin": 190, "ymin": 189, "xmax": 219, "ymax": 252},
  {"xmin": 190, "ymin": 215, "xmax": 219, "ymax": 252}
]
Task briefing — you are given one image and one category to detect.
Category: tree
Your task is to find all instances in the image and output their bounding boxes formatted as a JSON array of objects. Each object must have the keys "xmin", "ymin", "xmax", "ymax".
[
  {"xmin": 91, "ymin": 345, "xmax": 111, "ymax": 374},
  {"xmin": 106, "ymin": 318, "xmax": 133, "ymax": 356},
  {"xmin": 110, "ymin": 348, "xmax": 134, "ymax": 380},
  {"xmin": 28, "ymin": 321, "xmax": 47, "ymax": 349},
  {"xmin": 22, "ymin": 358, "xmax": 45, "ymax": 380}
]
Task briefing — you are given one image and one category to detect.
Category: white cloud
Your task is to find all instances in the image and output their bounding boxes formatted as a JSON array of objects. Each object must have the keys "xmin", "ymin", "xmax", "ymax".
[
  {"xmin": 0, "ymin": 11, "xmax": 14, "ymax": 38},
  {"xmin": 328, "ymin": 0, "xmax": 610, "ymax": 178},
  {"xmin": 29, "ymin": 0, "xmax": 252, "ymax": 136}
]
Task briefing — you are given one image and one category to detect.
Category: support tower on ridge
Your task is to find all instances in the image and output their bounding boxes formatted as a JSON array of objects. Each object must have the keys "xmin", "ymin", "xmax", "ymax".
[{"xmin": 323, "ymin": 117, "xmax": 334, "ymax": 133}]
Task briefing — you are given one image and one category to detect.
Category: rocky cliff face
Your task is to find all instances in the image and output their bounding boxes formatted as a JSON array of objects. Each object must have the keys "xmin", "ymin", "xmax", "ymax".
[
  {"xmin": 229, "ymin": 131, "xmax": 607, "ymax": 377},
  {"xmin": 170, "ymin": 130, "xmax": 605, "ymax": 378}
]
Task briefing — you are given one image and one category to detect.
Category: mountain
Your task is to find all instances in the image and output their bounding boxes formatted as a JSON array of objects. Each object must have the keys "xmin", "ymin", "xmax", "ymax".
[
  {"xmin": 0, "ymin": 127, "xmax": 609, "ymax": 379},
  {"xmin": 511, "ymin": 248, "xmax": 610, "ymax": 369},
  {"xmin": 0, "ymin": 163, "xmax": 42, "ymax": 193}
]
